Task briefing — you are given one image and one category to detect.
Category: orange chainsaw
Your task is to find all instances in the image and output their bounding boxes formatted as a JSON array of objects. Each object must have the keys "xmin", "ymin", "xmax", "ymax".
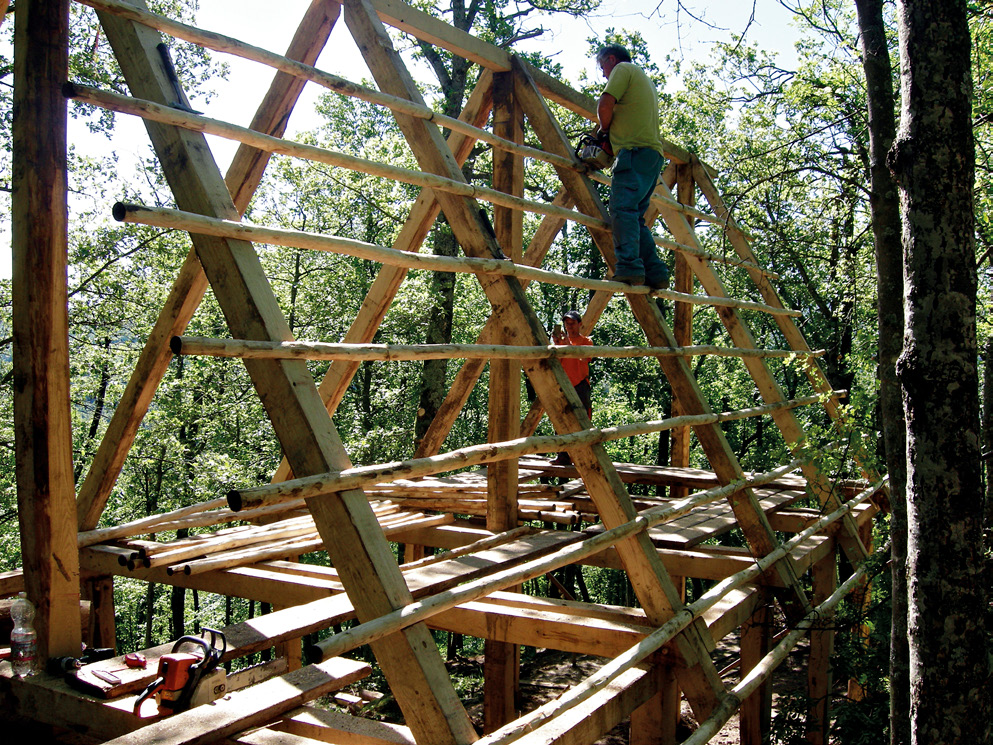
[{"xmin": 133, "ymin": 628, "xmax": 226, "ymax": 717}]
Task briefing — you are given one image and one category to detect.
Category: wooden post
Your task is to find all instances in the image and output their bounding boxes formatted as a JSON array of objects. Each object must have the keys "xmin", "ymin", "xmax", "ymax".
[
  {"xmin": 630, "ymin": 575, "xmax": 685, "ymax": 745},
  {"xmin": 11, "ymin": 0, "xmax": 82, "ymax": 661},
  {"xmin": 82, "ymin": 575, "xmax": 117, "ymax": 650},
  {"xmin": 846, "ymin": 519, "xmax": 874, "ymax": 701},
  {"xmin": 484, "ymin": 69, "xmax": 524, "ymax": 732},
  {"xmin": 807, "ymin": 546, "xmax": 837, "ymax": 745},
  {"xmin": 739, "ymin": 595, "xmax": 773, "ymax": 745},
  {"xmin": 670, "ymin": 164, "xmax": 695, "ymax": 499}
]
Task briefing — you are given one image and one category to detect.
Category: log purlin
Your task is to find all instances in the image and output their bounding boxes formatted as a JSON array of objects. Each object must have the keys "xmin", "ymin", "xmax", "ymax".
[
  {"xmin": 170, "ymin": 335, "xmax": 825, "ymax": 362},
  {"xmin": 108, "ymin": 200, "xmax": 801, "ymax": 317},
  {"xmin": 74, "ymin": 0, "xmax": 340, "ymax": 530},
  {"xmin": 227, "ymin": 414, "xmax": 833, "ymax": 512}
]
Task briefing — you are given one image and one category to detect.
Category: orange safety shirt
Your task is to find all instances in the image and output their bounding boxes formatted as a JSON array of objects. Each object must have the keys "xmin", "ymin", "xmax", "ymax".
[{"xmin": 561, "ymin": 334, "xmax": 593, "ymax": 386}]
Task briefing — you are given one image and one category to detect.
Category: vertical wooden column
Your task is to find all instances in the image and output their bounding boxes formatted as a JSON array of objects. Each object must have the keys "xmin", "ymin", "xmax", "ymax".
[
  {"xmin": 484, "ymin": 69, "xmax": 524, "ymax": 733},
  {"xmin": 82, "ymin": 576, "xmax": 117, "ymax": 650},
  {"xmin": 629, "ymin": 575, "xmax": 685, "ymax": 745},
  {"xmin": 739, "ymin": 596, "xmax": 773, "ymax": 745},
  {"xmin": 807, "ymin": 547, "xmax": 837, "ymax": 745},
  {"xmin": 11, "ymin": 0, "xmax": 82, "ymax": 661},
  {"xmin": 669, "ymin": 164, "xmax": 695, "ymax": 499},
  {"xmin": 846, "ymin": 520, "xmax": 874, "ymax": 701}
]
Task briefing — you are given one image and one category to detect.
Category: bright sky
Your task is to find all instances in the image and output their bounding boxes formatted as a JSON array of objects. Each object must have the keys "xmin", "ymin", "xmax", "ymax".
[{"xmin": 0, "ymin": 1, "xmax": 800, "ymax": 279}]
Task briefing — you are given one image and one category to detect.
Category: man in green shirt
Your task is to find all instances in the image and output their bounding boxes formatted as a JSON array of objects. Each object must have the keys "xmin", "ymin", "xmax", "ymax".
[{"xmin": 595, "ymin": 44, "xmax": 670, "ymax": 289}]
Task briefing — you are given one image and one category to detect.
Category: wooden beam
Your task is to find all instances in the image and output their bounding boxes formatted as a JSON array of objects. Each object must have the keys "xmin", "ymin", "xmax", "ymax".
[
  {"xmin": 489, "ymin": 667, "xmax": 660, "ymax": 745},
  {"xmin": 224, "ymin": 0, "xmax": 340, "ymax": 209},
  {"xmin": 806, "ymin": 549, "xmax": 836, "ymax": 745},
  {"xmin": 270, "ymin": 706, "xmax": 417, "ymax": 745},
  {"xmin": 100, "ymin": 656, "xmax": 371, "ymax": 745},
  {"xmin": 739, "ymin": 595, "xmax": 773, "ymax": 745},
  {"xmin": 670, "ymin": 163, "xmax": 695, "ymax": 500},
  {"xmin": 11, "ymin": 0, "xmax": 82, "ymax": 660},
  {"xmin": 97, "ymin": 6, "xmax": 476, "ymax": 742},
  {"xmin": 76, "ymin": 0, "xmax": 339, "ymax": 528}
]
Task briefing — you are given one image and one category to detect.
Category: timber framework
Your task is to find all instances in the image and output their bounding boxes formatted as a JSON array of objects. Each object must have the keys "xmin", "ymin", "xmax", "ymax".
[{"xmin": 3, "ymin": 1, "xmax": 887, "ymax": 744}]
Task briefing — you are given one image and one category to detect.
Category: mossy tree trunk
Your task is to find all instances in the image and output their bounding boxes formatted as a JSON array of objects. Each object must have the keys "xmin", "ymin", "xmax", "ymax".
[{"xmin": 890, "ymin": 1, "xmax": 991, "ymax": 740}]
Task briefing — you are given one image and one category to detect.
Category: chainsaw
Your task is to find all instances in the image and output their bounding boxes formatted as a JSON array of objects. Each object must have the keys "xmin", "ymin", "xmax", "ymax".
[
  {"xmin": 574, "ymin": 130, "xmax": 614, "ymax": 171},
  {"xmin": 133, "ymin": 628, "xmax": 226, "ymax": 717}
]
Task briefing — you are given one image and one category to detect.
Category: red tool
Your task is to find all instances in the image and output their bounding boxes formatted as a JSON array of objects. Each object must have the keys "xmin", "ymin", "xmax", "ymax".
[{"xmin": 133, "ymin": 629, "xmax": 225, "ymax": 717}]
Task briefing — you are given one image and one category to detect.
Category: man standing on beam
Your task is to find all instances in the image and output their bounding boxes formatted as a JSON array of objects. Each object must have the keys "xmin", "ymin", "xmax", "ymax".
[{"xmin": 595, "ymin": 43, "xmax": 671, "ymax": 290}]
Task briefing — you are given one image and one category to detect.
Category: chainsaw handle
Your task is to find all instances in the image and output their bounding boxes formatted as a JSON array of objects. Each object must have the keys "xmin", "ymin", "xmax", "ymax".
[
  {"xmin": 133, "ymin": 675, "xmax": 165, "ymax": 716},
  {"xmin": 170, "ymin": 634, "xmax": 211, "ymax": 658}
]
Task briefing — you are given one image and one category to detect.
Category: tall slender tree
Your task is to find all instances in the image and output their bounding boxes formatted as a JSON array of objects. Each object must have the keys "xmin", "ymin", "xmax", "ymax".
[
  {"xmin": 889, "ymin": 1, "xmax": 990, "ymax": 741},
  {"xmin": 852, "ymin": 1, "xmax": 909, "ymax": 742}
]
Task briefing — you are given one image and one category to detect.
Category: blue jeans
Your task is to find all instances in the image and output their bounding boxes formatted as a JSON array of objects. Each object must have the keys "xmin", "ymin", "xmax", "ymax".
[{"xmin": 609, "ymin": 148, "xmax": 669, "ymax": 285}]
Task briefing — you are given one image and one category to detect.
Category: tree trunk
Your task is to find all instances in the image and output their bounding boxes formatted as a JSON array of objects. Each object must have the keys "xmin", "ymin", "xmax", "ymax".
[
  {"xmin": 984, "ymin": 336, "xmax": 993, "ymax": 536},
  {"xmin": 854, "ymin": 1, "xmax": 909, "ymax": 742},
  {"xmin": 889, "ymin": 2, "xmax": 990, "ymax": 741},
  {"xmin": 414, "ymin": 224, "xmax": 458, "ymax": 447}
]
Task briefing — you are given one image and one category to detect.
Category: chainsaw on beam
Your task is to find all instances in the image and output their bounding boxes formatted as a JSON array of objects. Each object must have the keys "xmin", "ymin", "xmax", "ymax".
[{"xmin": 133, "ymin": 628, "xmax": 226, "ymax": 717}]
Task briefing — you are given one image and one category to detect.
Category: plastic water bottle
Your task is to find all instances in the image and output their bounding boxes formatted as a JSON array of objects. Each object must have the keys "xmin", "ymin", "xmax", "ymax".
[{"xmin": 10, "ymin": 593, "xmax": 38, "ymax": 678}]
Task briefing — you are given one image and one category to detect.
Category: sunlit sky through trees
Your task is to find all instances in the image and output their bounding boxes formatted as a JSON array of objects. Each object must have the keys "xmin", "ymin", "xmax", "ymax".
[{"xmin": 0, "ymin": 1, "xmax": 801, "ymax": 278}]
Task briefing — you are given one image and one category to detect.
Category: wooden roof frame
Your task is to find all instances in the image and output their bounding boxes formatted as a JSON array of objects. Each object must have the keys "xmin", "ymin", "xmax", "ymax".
[{"xmin": 7, "ymin": 1, "xmax": 886, "ymax": 744}]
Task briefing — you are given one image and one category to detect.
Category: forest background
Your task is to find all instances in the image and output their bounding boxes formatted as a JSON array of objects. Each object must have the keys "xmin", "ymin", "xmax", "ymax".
[{"xmin": 1, "ymin": 1, "xmax": 991, "ymax": 743}]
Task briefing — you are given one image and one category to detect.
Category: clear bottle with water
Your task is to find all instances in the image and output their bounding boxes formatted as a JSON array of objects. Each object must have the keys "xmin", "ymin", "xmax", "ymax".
[{"xmin": 10, "ymin": 593, "xmax": 38, "ymax": 678}]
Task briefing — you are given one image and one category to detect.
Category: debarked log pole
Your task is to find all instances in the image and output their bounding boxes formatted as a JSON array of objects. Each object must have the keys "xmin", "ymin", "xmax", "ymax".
[
  {"xmin": 227, "ymin": 398, "xmax": 834, "ymax": 512},
  {"xmin": 113, "ymin": 202, "xmax": 803, "ymax": 317},
  {"xmin": 67, "ymin": 84, "xmax": 605, "ymax": 231},
  {"xmin": 76, "ymin": 496, "xmax": 309, "ymax": 548},
  {"xmin": 170, "ymin": 335, "xmax": 823, "ymax": 362},
  {"xmin": 680, "ymin": 539, "xmax": 888, "ymax": 745}
]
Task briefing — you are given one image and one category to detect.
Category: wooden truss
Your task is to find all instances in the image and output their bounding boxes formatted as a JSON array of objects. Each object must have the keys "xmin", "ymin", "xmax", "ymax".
[{"xmin": 4, "ymin": 1, "xmax": 887, "ymax": 744}]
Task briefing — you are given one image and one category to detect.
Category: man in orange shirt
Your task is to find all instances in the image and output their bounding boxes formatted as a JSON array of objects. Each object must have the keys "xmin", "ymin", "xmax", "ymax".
[{"xmin": 550, "ymin": 310, "xmax": 593, "ymax": 465}]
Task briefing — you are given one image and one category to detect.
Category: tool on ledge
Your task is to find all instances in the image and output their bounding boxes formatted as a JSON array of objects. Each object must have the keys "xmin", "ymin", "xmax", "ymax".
[{"xmin": 132, "ymin": 628, "xmax": 226, "ymax": 717}]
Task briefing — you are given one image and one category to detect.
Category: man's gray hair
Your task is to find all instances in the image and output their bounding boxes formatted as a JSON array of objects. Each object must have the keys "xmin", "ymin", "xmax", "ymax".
[{"xmin": 596, "ymin": 44, "xmax": 632, "ymax": 64}]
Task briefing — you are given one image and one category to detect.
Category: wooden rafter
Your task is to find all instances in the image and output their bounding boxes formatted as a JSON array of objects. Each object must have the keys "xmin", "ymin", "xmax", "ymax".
[
  {"xmin": 76, "ymin": 0, "xmax": 340, "ymax": 530},
  {"xmin": 343, "ymin": 0, "xmax": 725, "ymax": 718},
  {"xmin": 94, "ymin": 3, "xmax": 476, "ymax": 742}
]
